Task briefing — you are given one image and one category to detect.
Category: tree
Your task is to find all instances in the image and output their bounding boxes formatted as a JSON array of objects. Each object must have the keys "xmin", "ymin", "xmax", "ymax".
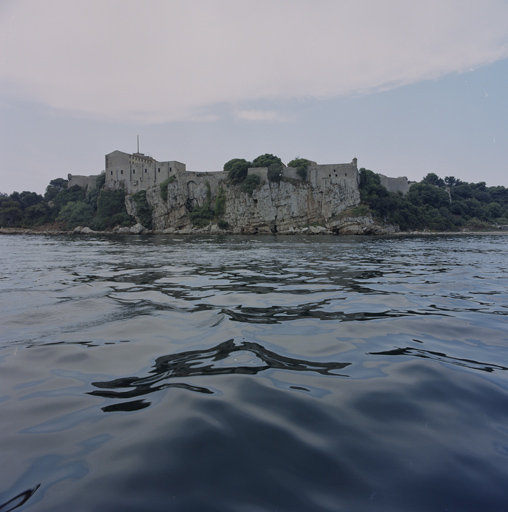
[
  {"xmin": 422, "ymin": 173, "xmax": 445, "ymax": 187},
  {"xmin": 57, "ymin": 201, "xmax": 95, "ymax": 229},
  {"xmin": 52, "ymin": 185, "xmax": 86, "ymax": 217},
  {"xmin": 95, "ymin": 189, "xmax": 132, "ymax": 229},
  {"xmin": 19, "ymin": 191, "xmax": 43, "ymax": 209},
  {"xmin": 0, "ymin": 197, "xmax": 23, "ymax": 227},
  {"xmin": 241, "ymin": 174, "xmax": 261, "ymax": 195},
  {"xmin": 224, "ymin": 158, "xmax": 251, "ymax": 184},
  {"xmin": 445, "ymin": 176, "xmax": 461, "ymax": 187},
  {"xmin": 408, "ymin": 183, "xmax": 450, "ymax": 208},
  {"xmin": 251, "ymin": 154, "xmax": 283, "ymax": 183},
  {"xmin": 44, "ymin": 178, "xmax": 68, "ymax": 201},
  {"xmin": 288, "ymin": 158, "xmax": 311, "ymax": 180}
]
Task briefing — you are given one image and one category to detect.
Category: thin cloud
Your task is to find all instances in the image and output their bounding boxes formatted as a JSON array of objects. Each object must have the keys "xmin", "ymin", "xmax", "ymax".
[
  {"xmin": 1, "ymin": 0, "xmax": 508, "ymax": 123},
  {"xmin": 235, "ymin": 110, "xmax": 293, "ymax": 123}
]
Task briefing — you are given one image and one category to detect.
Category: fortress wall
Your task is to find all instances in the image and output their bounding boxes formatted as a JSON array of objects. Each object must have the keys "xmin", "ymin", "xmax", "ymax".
[
  {"xmin": 378, "ymin": 174, "xmax": 410, "ymax": 195},
  {"xmin": 309, "ymin": 161, "xmax": 358, "ymax": 188},
  {"xmin": 67, "ymin": 174, "xmax": 98, "ymax": 191},
  {"xmin": 181, "ymin": 170, "xmax": 228, "ymax": 195},
  {"xmin": 103, "ymin": 151, "xmax": 363, "ymax": 200},
  {"xmin": 281, "ymin": 167, "xmax": 300, "ymax": 180},
  {"xmin": 248, "ymin": 167, "xmax": 268, "ymax": 181}
]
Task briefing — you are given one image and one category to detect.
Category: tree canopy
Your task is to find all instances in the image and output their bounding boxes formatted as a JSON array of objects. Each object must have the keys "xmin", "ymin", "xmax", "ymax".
[{"xmin": 224, "ymin": 158, "xmax": 251, "ymax": 184}]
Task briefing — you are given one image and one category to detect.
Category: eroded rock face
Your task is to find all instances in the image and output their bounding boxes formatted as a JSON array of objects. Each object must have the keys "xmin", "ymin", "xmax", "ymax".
[{"xmin": 129, "ymin": 177, "xmax": 396, "ymax": 235}]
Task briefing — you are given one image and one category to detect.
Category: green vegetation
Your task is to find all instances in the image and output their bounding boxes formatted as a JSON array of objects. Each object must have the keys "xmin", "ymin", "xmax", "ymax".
[
  {"xmin": 359, "ymin": 169, "xmax": 508, "ymax": 231},
  {"xmin": 159, "ymin": 175, "xmax": 176, "ymax": 201},
  {"xmin": 188, "ymin": 183, "xmax": 228, "ymax": 229},
  {"xmin": 189, "ymin": 203, "xmax": 215, "ymax": 228},
  {"xmin": 225, "ymin": 158, "xmax": 251, "ymax": 184},
  {"xmin": 215, "ymin": 186, "xmax": 226, "ymax": 217},
  {"xmin": 132, "ymin": 190, "xmax": 153, "ymax": 229},
  {"xmin": 252, "ymin": 154, "xmax": 283, "ymax": 182},
  {"xmin": 93, "ymin": 189, "xmax": 132, "ymax": 230},
  {"xmin": 288, "ymin": 158, "xmax": 311, "ymax": 180},
  {"xmin": 241, "ymin": 174, "xmax": 261, "ymax": 196},
  {"xmin": 57, "ymin": 201, "xmax": 95, "ymax": 229},
  {"xmin": 3, "ymin": 164, "xmax": 508, "ymax": 233},
  {"xmin": 0, "ymin": 173, "xmax": 138, "ymax": 231}
]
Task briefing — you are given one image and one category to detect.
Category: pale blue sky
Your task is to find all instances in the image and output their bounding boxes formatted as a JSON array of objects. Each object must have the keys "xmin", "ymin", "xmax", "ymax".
[{"xmin": 1, "ymin": 0, "xmax": 508, "ymax": 195}]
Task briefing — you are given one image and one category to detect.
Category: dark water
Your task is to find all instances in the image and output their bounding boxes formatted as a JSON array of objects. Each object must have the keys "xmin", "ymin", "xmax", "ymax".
[{"xmin": 1, "ymin": 234, "xmax": 508, "ymax": 511}]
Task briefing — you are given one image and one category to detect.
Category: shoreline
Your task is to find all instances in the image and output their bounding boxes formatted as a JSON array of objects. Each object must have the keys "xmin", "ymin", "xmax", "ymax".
[{"xmin": 1, "ymin": 227, "xmax": 508, "ymax": 237}]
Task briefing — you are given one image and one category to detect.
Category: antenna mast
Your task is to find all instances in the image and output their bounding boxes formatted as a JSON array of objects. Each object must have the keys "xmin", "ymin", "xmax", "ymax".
[{"xmin": 137, "ymin": 135, "xmax": 139, "ymax": 154}]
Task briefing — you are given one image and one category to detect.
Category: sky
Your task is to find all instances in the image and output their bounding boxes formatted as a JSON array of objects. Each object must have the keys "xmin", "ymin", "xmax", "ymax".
[{"xmin": 1, "ymin": 0, "xmax": 508, "ymax": 195}]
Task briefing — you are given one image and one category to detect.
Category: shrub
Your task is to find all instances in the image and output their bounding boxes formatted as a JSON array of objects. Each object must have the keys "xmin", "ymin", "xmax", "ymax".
[
  {"xmin": 132, "ymin": 190, "xmax": 153, "ymax": 229},
  {"xmin": 252, "ymin": 154, "xmax": 282, "ymax": 170},
  {"xmin": 96, "ymin": 189, "xmax": 133, "ymax": 229},
  {"xmin": 217, "ymin": 219, "xmax": 229, "ymax": 230},
  {"xmin": 225, "ymin": 159, "xmax": 251, "ymax": 184},
  {"xmin": 215, "ymin": 186, "xmax": 226, "ymax": 217},
  {"xmin": 159, "ymin": 175, "xmax": 176, "ymax": 201},
  {"xmin": 267, "ymin": 166, "xmax": 282, "ymax": 182},
  {"xmin": 189, "ymin": 203, "xmax": 214, "ymax": 227},
  {"xmin": 288, "ymin": 158, "xmax": 310, "ymax": 180},
  {"xmin": 51, "ymin": 185, "xmax": 86, "ymax": 218},
  {"xmin": 95, "ymin": 171, "xmax": 106, "ymax": 190},
  {"xmin": 241, "ymin": 174, "xmax": 261, "ymax": 196},
  {"xmin": 57, "ymin": 201, "xmax": 95, "ymax": 229}
]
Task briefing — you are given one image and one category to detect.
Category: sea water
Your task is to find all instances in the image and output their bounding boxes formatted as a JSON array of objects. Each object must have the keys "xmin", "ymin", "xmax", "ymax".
[{"xmin": 1, "ymin": 234, "xmax": 508, "ymax": 511}]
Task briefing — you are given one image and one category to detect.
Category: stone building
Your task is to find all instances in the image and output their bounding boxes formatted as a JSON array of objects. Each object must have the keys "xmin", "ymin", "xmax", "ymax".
[{"xmin": 105, "ymin": 150, "xmax": 186, "ymax": 194}]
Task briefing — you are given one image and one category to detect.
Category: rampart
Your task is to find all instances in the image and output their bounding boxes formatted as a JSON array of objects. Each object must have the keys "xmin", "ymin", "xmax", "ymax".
[
  {"xmin": 67, "ymin": 174, "xmax": 97, "ymax": 191},
  {"xmin": 378, "ymin": 174, "xmax": 410, "ymax": 195},
  {"xmin": 68, "ymin": 151, "xmax": 409, "ymax": 199}
]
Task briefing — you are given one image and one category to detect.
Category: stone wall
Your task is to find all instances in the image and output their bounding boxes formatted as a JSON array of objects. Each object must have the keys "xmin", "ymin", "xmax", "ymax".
[
  {"xmin": 378, "ymin": 174, "xmax": 410, "ymax": 195},
  {"xmin": 105, "ymin": 150, "xmax": 186, "ymax": 194},
  {"xmin": 67, "ymin": 174, "xmax": 98, "ymax": 191}
]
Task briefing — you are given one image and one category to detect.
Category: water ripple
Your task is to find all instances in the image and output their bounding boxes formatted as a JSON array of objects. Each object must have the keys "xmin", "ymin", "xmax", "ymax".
[{"xmin": 89, "ymin": 339, "xmax": 351, "ymax": 411}]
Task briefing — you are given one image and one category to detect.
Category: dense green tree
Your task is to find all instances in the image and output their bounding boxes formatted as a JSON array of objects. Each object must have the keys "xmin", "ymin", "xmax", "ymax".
[
  {"xmin": 252, "ymin": 154, "xmax": 283, "ymax": 182},
  {"xmin": 422, "ymin": 173, "xmax": 445, "ymax": 187},
  {"xmin": 19, "ymin": 191, "xmax": 44, "ymax": 209},
  {"xmin": 408, "ymin": 183, "xmax": 450, "ymax": 208},
  {"xmin": 52, "ymin": 185, "xmax": 86, "ymax": 218},
  {"xmin": 445, "ymin": 176, "xmax": 461, "ymax": 187},
  {"xmin": 225, "ymin": 158, "xmax": 251, "ymax": 184},
  {"xmin": 24, "ymin": 202, "xmax": 52, "ymax": 226},
  {"xmin": 0, "ymin": 197, "xmax": 23, "ymax": 227},
  {"xmin": 57, "ymin": 201, "xmax": 95, "ymax": 229},
  {"xmin": 241, "ymin": 174, "xmax": 261, "ymax": 196},
  {"xmin": 95, "ymin": 189, "xmax": 132, "ymax": 229},
  {"xmin": 44, "ymin": 178, "xmax": 68, "ymax": 201}
]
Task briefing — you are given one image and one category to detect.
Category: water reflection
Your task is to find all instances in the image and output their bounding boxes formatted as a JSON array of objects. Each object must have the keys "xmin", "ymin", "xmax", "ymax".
[
  {"xmin": 90, "ymin": 339, "xmax": 351, "ymax": 411},
  {"xmin": 0, "ymin": 485, "xmax": 40, "ymax": 512},
  {"xmin": 371, "ymin": 346, "xmax": 508, "ymax": 373}
]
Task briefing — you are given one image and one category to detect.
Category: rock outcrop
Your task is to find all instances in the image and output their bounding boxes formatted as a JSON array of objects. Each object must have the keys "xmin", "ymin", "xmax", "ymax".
[{"xmin": 126, "ymin": 175, "xmax": 397, "ymax": 235}]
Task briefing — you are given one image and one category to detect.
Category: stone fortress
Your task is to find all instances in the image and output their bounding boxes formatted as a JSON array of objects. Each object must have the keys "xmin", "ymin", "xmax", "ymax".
[
  {"xmin": 68, "ymin": 146, "xmax": 410, "ymax": 234},
  {"xmin": 69, "ymin": 149, "xmax": 409, "ymax": 196}
]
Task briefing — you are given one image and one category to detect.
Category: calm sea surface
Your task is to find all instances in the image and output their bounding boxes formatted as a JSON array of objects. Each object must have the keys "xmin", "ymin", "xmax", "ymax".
[{"xmin": 1, "ymin": 234, "xmax": 508, "ymax": 511}]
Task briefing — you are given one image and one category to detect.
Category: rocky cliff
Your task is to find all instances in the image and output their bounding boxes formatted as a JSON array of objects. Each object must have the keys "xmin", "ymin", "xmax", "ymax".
[{"xmin": 125, "ymin": 175, "xmax": 396, "ymax": 235}]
